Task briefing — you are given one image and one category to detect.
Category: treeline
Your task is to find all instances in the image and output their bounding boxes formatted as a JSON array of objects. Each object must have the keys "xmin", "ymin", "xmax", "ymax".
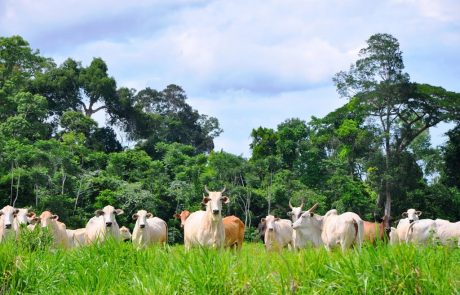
[{"xmin": 0, "ymin": 34, "xmax": 459, "ymax": 242}]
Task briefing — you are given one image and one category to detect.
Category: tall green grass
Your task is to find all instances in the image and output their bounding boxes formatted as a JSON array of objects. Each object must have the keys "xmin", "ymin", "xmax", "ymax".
[{"xmin": 1, "ymin": 237, "xmax": 459, "ymax": 294}]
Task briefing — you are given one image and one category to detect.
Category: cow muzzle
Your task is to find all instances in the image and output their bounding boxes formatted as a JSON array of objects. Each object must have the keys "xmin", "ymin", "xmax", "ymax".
[
  {"xmin": 4, "ymin": 224, "xmax": 12, "ymax": 229},
  {"xmin": 212, "ymin": 209, "xmax": 220, "ymax": 215},
  {"xmin": 409, "ymin": 219, "xmax": 414, "ymax": 224},
  {"xmin": 106, "ymin": 222, "xmax": 113, "ymax": 227},
  {"xmin": 140, "ymin": 224, "xmax": 145, "ymax": 229}
]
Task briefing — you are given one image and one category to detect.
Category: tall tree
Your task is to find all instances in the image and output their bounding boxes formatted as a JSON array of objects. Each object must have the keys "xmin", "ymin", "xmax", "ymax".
[{"xmin": 334, "ymin": 33, "xmax": 460, "ymax": 225}]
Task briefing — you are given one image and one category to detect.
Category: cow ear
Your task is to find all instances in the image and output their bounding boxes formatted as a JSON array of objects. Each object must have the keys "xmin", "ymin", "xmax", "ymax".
[
  {"xmin": 51, "ymin": 215, "xmax": 59, "ymax": 220},
  {"xmin": 221, "ymin": 197, "xmax": 230, "ymax": 204},
  {"xmin": 115, "ymin": 209, "xmax": 124, "ymax": 215},
  {"xmin": 261, "ymin": 218, "xmax": 266, "ymax": 223},
  {"xmin": 402, "ymin": 212, "xmax": 408, "ymax": 218},
  {"xmin": 309, "ymin": 212, "xmax": 314, "ymax": 217},
  {"xmin": 14, "ymin": 209, "xmax": 20, "ymax": 215},
  {"xmin": 0, "ymin": 210, "xmax": 3, "ymax": 216},
  {"xmin": 173, "ymin": 213, "xmax": 181, "ymax": 219},
  {"xmin": 95, "ymin": 210, "xmax": 104, "ymax": 216},
  {"xmin": 275, "ymin": 218, "xmax": 280, "ymax": 221},
  {"xmin": 415, "ymin": 211, "xmax": 422, "ymax": 216},
  {"xmin": 202, "ymin": 197, "xmax": 210, "ymax": 205},
  {"xmin": 146, "ymin": 213, "xmax": 153, "ymax": 218},
  {"xmin": 30, "ymin": 217, "xmax": 40, "ymax": 224},
  {"xmin": 287, "ymin": 212, "xmax": 293, "ymax": 216},
  {"xmin": 132, "ymin": 214, "xmax": 138, "ymax": 220},
  {"xmin": 27, "ymin": 212, "xmax": 36, "ymax": 218}
]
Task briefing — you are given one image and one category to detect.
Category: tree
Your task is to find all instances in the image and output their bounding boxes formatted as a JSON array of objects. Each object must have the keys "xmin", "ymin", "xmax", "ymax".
[{"xmin": 334, "ymin": 33, "xmax": 460, "ymax": 225}]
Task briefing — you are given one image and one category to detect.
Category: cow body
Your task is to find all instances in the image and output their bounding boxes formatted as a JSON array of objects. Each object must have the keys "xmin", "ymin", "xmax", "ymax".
[
  {"xmin": 85, "ymin": 205, "xmax": 123, "ymax": 244},
  {"xmin": 435, "ymin": 219, "xmax": 460, "ymax": 247},
  {"xmin": 39, "ymin": 211, "xmax": 70, "ymax": 248},
  {"xmin": 183, "ymin": 187, "xmax": 229, "ymax": 250},
  {"xmin": 223, "ymin": 215, "xmax": 245, "ymax": 249},
  {"xmin": 292, "ymin": 206, "xmax": 363, "ymax": 251},
  {"xmin": 405, "ymin": 219, "xmax": 437, "ymax": 244},
  {"xmin": 132, "ymin": 210, "xmax": 167, "ymax": 248},
  {"xmin": 263, "ymin": 215, "xmax": 293, "ymax": 251},
  {"xmin": 362, "ymin": 215, "xmax": 389, "ymax": 243},
  {"xmin": 291, "ymin": 206, "xmax": 324, "ymax": 249}
]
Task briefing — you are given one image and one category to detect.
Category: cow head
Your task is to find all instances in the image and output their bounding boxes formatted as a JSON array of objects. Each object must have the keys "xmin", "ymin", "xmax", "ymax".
[
  {"xmin": 287, "ymin": 198, "xmax": 304, "ymax": 222},
  {"xmin": 402, "ymin": 209, "xmax": 421, "ymax": 223},
  {"xmin": 262, "ymin": 215, "xmax": 280, "ymax": 232},
  {"xmin": 39, "ymin": 211, "xmax": 59, "ymax": 228},
  {"xmin": 95, "ymin": 205, "xmax": 124, "ymax": 228},
  {"xmin": 202, "ymin": 186, "xmax": 229, "ymax": 218},
  {"xmin": 174, "ymin": 210, "xmax": 191, "ymax": 228},
  {"xmin": 0, "ymin": 205, "xmax": 19, "ymax": 230},
  {"xmin": 132, "ymin": 210, "xmax": 153, "ymax": 229},
  {"xmin": 292, "ymin": 203, "xmax": 319, "ymax": 230},
  {"xmin": 15, "ymin": 208, "xmax": 36, "ymax": 226},
  {"xmin": 119, "ymin": 226, "xmax": 132, "ymax": 242}
]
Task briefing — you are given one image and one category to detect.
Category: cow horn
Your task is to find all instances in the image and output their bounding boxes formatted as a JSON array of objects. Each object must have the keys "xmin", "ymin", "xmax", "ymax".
[
  {"xmin": 220, "ymin": 186, "xmax": 226, "ymax": 193},
  {"xmin": 300, "ymin": 198, "xmax": 304, "ymax": 209},
  {"xmin": 288, "ymin": 198, "xmax": 293, "ymax": 209},
  {"xmin": 204, "ymin": 185, "xmax": 210, "ymax": 194},
  {"xmin": 308, "ymin": 203, "xmax": 318, "ymax": 213}
]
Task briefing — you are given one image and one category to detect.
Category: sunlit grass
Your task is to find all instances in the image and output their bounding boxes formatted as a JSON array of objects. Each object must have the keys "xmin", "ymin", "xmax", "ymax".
[{"xmin": 1, "ymin": 236, "xmax": 459, "ymax": 294}]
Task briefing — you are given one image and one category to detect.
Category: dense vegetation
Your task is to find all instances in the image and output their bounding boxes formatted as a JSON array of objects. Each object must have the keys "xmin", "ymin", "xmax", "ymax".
[
  {"xmin": 0, "ymin": 33, "xmax": 459, "ymax": 241},
  {"xmin": 1, "ymin": 237, "xmax": 459, "ymax": 294}
]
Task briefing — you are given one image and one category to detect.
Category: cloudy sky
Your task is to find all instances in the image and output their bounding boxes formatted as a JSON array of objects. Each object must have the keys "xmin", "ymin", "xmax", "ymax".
[{"xmin": 1, "ymin": 0, "xmax": 459, "ymax": 157}]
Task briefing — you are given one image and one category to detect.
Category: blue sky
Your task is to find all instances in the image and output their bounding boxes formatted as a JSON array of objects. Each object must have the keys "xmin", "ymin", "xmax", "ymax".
[{"xmin": 1, "ymin": 0, "xmax": 459, "ymax": 157}]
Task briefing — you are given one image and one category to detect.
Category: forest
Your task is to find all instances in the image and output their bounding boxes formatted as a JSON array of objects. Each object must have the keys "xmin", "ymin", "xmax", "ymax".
[{"xmin": 1, "ymin": 33, "xmax": 459, "ymax": 242}]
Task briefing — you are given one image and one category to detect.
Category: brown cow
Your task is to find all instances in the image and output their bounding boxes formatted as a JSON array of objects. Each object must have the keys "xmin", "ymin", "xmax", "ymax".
[
  {"xmin": 363, "ymin": 215, "xmax": 390, "ymax": 243},
  {"xmin": 174, "ymin": 210, "xmax": 191, "ymax": 228},
  {"xmin": 223, "ymin": 215, "xmax": 245, "ymax": 250}
]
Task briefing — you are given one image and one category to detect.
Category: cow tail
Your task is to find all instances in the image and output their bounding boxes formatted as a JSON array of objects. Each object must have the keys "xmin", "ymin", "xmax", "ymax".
[{"xmin": 352, "ymin": 219, "xmax": 359, "ymax": 243}]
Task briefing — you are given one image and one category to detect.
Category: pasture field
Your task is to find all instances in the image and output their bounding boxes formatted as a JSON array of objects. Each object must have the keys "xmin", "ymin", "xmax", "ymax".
[{"xmin": 1, "ymin": 237, "xmax": 459, "ymax": 294}]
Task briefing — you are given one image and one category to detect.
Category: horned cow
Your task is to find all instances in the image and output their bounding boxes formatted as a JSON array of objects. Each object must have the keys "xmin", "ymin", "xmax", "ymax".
[{"xmin": 183, "ymin": 186, "xmax": 229, "ymax": 250}]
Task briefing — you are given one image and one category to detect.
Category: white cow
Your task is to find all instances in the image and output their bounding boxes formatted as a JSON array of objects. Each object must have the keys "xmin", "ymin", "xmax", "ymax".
[
  {"xmin": 14, "ymin": 208, "xmax": 36, "ymax": 230},
  {"xmin": 183, "ymin": 186, "xmax": 229, "ymax": 250},
  {"xmin": 287, "ymin": 198, "xmax": 306, "ymax": 250},
  {"xmin": 389, "ymin": 227, "xmax": 399, "ymax": 245},
  {"xmin": 120, "ymin": 226, "xmax": 132, "ymax": 242},
  {"xmin": 435, "ymin": 219, "xmax": 460, "ymax": 247},
  {"xmin": 39, "ymin": 211, "xmax": 70, "ymax": 248},
  {"xmin": 66, "ymin": 228, "xmax": 86, "ymax": 247},
  {"xmin": 0, "ymin": 205, "xmax": 19, "ymax": 242},
  {"xmin": 292, "ymin": 205, "xmax": 363, "ymax": 252},
  {"xmin": 291, "ymin": 204, "xmax": 324, "ymax": 249},
  {"xmin": 263, "ymin": 215, "xmax": 293, "ymax": 251},
  {"xmin": 405, "ymin": 219, "xmax": 437, "ymax": 245},
  {"xmin": 395, "ymin": 208, "xmax": 421, "ymax": 242},
  {"xmin": 132, "ymin": 210, "xmax": 167, "ymax": 248},
  {"xmin": 85, "ymin": 205, "xmax": 124, "ymax": 244}
]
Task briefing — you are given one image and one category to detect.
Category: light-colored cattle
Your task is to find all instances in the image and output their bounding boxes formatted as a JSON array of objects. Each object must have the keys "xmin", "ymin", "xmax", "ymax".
[
  {"xmin": 405, "ymin": 219, "xmax": 437, "ymax": 245},
  {"xmin": 183, "ymin": 186, "xmax": 229, "ymax": 250},
  {"xmin": 0, "ymin": 205, "xmax": 19, "ymax": 242},
  {"xmin": 389, "ymin": 227, "xmax": 399, "ymax": 245},
  {"xmin": 292, "ymin": 205, "xmax": 363, "ymax": 252},
  {"xmin": 435, "ymin": 219, "xmax": 460, "ymax": 247},
  {"xmin": 363, "ymin": 215, "xmax": 389, "ymax": 244},
  {"xmin": 263, "ymin": 215, "xmax": 293, "ymax": 251},
  {"xmin": 395, "ymin": 209, "xmax": 421, "ymax": 242},
  {"xmin": 223, "ymin": 215, "xmax": 245, "ymax": 249},
  {"xmin": 120, "ymin": 226, "xmax": 132, "ymax": 242},
  {"xmin": 291, "ymin": 204, "xmax": 323, "ymax": 249},
  {"xmin": 322, "ymin": 209, "xmax": 364, "ymax": 251},
  {"xmin": 85, "ymin": 205, "xmax": 124, "ymax": 244},
  {"xmin": 14, "ymin": 208, "xmax": 36, "ymax": 230},
  {"xmin": 287, "ymin": 198, "xmax": 306, "ymax": 250},
  {"xmin": 132, "ymin": 210, "xmax": 167, "ymax": 248},
  {"xmin": 66, "ymin": 228, "xmax": 86, "ymax": 247},
  {"xmin": 174, "ymin": 210, "xmax": 191, "ymax": 228},
  {"xmin": 39, "ymin": 211, "xmax": 70, "ymax": 248}
]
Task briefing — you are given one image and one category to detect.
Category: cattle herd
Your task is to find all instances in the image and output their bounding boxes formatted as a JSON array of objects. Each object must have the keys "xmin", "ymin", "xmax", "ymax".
[{"xmin": 0, "ymin": 187, "xmax": 459, "ymax": 251}]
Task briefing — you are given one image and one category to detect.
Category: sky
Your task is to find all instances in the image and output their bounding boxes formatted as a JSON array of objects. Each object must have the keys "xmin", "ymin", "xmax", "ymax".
[{"xmin": 1, "ymin": 0, "xmax": 459, "ymax": 157}]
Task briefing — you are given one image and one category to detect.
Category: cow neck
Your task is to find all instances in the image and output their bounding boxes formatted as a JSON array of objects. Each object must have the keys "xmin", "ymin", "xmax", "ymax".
[{"xmin": 203, "ymin": 209, "xmax": 222, "ymax": 230}]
